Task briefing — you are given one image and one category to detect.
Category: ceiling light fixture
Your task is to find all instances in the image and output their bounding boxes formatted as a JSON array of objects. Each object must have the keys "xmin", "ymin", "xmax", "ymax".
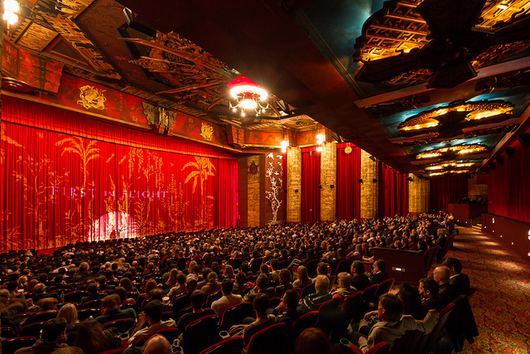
[
  {"xmin": 417, "ymin": 144, "xmax": 487, "ymax": 159},
  {"xmin": 227, "ymin": 75, "xmax": 269, "ymax": 117},
  {"xmin": 399, "ymin": 101, "xmax": 514, "ymax": 132}
]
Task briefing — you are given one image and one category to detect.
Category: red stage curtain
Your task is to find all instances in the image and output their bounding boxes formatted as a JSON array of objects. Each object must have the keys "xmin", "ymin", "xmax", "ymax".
[
  {"xmin": 336, "ymin": 143, "xmax": 361, "ymax": 220},
  {"xmin": 429, "ymin": 175, "xmax": 468, "ymax": 212},
  {"xmin": 378, "ymin": 162, "xmax": 409, "ymax": 217},
  {"xmin": 488, "ymin": 140, "xmax": 530, "ymax": 223},
  {"xmin": 301, "ymin": 147, "xmax": 321, "ymax": 224},
  {"xmin": 0, "ymin": 96, "xmax": 238, "ymax": 252}
]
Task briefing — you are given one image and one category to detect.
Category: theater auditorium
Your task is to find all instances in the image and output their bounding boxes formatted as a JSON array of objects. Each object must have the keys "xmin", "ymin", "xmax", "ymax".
[{"xmin": 1, "ymin": 0, "xmax": 529, "ymax": 353}]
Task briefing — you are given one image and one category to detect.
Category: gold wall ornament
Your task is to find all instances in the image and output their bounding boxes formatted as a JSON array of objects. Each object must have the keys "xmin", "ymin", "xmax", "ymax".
[
  {"xmin": 77, "ymin": 85, "xmax": 106, "ymax": 110},
  {"xmin": 200, "ymin": 122, "xmax": 214, "ymax": 141},
  {"xmin": 344, "ymin": 146, "xmax": 353, "ymax": 154}
]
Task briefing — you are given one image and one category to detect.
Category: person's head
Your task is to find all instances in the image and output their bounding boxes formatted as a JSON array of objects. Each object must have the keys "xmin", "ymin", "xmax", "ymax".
[
  {"xmin": 314, "ymin": 275, "xmax": 330, "ymax": 295},
  {"xmin": 33, "ymin": 282, "xmax": 46, "ymax": 295},
  {"xmin": 297, "ymin": 266, "xmax": 309, "ymax": 281},
  {"xmin": 119, "ymin": 277, "xmax": 133, "ymax": 291},
  {"xmin": 38, "ymin": 297, "xmax": 59, "ymax": 311},
  {"xmin": 101, "ymin": 294, "xmax": 120, "ymax": 314},
  {"xmin": 144, "ymin": 278, "xmax": 157, "ymax": 293},
  {"xmin": 256, "ymin": 274, "xmax": 269, "ymax": 291},
  {"xmin": 223, "ymin": 265, "xmax": 234, "ymax": 278},
  {"xmin": 443, "ymin": 257, "xmax": 462, "ymax": 274},
  {"xmin": 41, "ymin": 319, "xmax": 67, "ymax": 344},
  {"xmin": 253, "ymin": 293, "xmax": 269, "ymax": 319},
  {"xmin": 144, "ymin": 300, "xmax": 164, "ymax": 324},
  {"xmin": 279, "ymin": 269, "xmax": 292, "ymax": 285},
  {"xmin": 73, "ymin": 319, "xmax": 109, "ymax": 353},
  {"xmin": 79, "ymin": 262, "xmax": 89, "ymax": 272},
  {"xmin": 419, "ymin": 278, "xmax": 439, "ymax": 299},
  {"xmin": 295, "ymin": 327, "xmax": 334, "ymax": 354},
  {"xmin": 142, "ymin": 334, "xmax": 171, "ymax": 354},
  {"xmin": 316, "ymin": 262, "xmax": 328, "ymax": 276},
  {"xmin": 433, "ymin": 266, "xmax": 451, "ymax": 285},
  {"xmin": 56, "ymin": 303, "xmax": 78, "ymax": 328},
  {"xmin": 377, "ymin": 294, "xmax": 403, "ymax": 322},
  {"xmin": 149, "ymin": 288, "xmax": 165, "ymax": 302},
  {"xmin": 351, "ymin": 261, "xmax": 365, "ymax": 275},
  {"xmin": 337, "ymin": 272, "xmax": 352, "ymax": 289},
  {"xmin": 373, "ymin": 260, "xmax": 386, "ymax": 273},
  {"xmin": 190, "ymin": 290, "xmax": 205, "ymax": 311},
  {"xmin": 283, "ymin": 289, "xmax": 299, "ymax": 311},
  {"xmin": 221, "ymin": 279, "xmax": 234, "ymax": 296}
]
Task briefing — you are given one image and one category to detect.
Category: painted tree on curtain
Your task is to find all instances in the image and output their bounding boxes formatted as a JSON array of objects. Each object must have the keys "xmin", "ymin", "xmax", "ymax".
[{"xmin": 265, "ymin": 153, "xmax": 283, "ymax": 224}]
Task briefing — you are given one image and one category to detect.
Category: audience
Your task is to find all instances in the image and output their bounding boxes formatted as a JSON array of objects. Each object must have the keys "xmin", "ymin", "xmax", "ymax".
[{"xmin": 0, "ymin": 212, "xmax": 469, "ymax": 353}]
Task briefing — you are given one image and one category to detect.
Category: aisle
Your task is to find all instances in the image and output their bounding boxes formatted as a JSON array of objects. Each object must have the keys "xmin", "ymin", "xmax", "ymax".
[{"xmin": 447, "ymin": 227, "xmax": 530, "ymax": 353}]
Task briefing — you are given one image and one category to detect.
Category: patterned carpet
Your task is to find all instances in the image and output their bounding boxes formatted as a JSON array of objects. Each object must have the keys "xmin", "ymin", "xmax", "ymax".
[{"xmin": 447, "ymin": 227, "xmax": 530, "ymax": 353}]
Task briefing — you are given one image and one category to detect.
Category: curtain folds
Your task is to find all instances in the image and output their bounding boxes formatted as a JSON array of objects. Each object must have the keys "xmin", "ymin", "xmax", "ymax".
[
  {"xmin": 378, "ymin": 162, "xmax": 409, "ymax": 217},
  {"xmin": 336, "ymin": 143, "xmax": 361, "ymax": 220},
  {"xmin": 487, "ymin": 140, "xmax": 530, "ymax": 223},
  {"xmin": 0, "ymin": 96, "xmax": 238, "ymax": 252},
  {"xmin": 301, "ymin": 147, "xmax": 321, "ymax": 224},
  {"xmin": 429, "ymin": 175, "xmax": 468, "ymax": 212}
]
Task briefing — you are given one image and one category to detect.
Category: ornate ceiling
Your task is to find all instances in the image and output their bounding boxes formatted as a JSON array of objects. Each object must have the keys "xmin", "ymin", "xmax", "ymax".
[{"xmin": 2, "ymin": 0, "xmax": 529, "ymax": 176}]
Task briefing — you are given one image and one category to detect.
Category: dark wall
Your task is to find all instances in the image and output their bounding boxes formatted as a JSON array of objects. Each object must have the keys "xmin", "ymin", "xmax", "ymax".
[{"xmin": 482, "ymin": 213, "xmax": 530, "ymax": 261}]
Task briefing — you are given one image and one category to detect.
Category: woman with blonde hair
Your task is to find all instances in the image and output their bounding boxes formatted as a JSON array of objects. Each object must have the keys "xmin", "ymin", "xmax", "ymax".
[
  {"xmin": 293, "ymin": 266, "xmax": 312, "ymax": 289},
  {"xmin": 56, "ymin": 303, "xmax": 79, "ymax": 329},
  {"xmin": 57, "ymin": 303, "xmax": 80, "ymax": 343}
]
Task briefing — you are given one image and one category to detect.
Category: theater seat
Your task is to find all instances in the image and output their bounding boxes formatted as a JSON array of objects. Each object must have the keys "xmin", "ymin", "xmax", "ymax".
[
  {"xmin": 346, "ymin": 340, "xmax": 390, "ymax": 354},
  {"xmin": 246, "ymin": 322, "xmax": 289, "ymax": 354},
  {"xmin": 182, "ymin": 314, "xmax": 220, "ymax": 354},
  {"xmin": 199, "ymin": 336, "xmax": 244, "ymax": 354},
  {"xmin": 101, "ymin": 317, "xmax": 136, "ymax": 335},
  {"xmin": 0, "ymin": 336, "xmax": 36, "ymax": 353},
  {"xmin": 292, "ymin": 310, "xmax": 319, "ymax": 337},
  {"xmin": 219, "ymin": 302, "xmax": 253, "ymax": 330}
]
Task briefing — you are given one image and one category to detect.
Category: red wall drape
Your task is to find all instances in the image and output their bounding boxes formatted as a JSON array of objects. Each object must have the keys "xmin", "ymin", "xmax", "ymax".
[
  {"xmin": 0, "ymin": 96, "xmax": 238, "ymax": 252},
  {"xmin": 378, "ymin": 162, "xmax": 409, "ymax": 217},
  {"xmin": 301, "ymin": 147, "xmax": 321, "ymax": 224},
  {"xmin": 336, "ymin": 143, "xmax": 361, "ymax": 220},
  {"xmin": 429, "ymin": 174, "xmax": 468, "ymax": 212},
  {"xmin": 488, "ymin": 140, "xmax": 530, "ymax": 223}
]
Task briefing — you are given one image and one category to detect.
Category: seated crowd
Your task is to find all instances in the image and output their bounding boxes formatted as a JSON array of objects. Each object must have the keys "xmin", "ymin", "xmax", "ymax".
[{"xmin": 0, "ymin": 212, "xmax": 475, "ymax": 353}]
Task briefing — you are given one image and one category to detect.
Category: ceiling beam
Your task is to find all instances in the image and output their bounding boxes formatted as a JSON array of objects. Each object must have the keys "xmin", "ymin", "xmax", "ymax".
[
  {"xmin": 354, "ymin": 57, "xmax": 530, "ymax": 108},
  {"xmin": 480, "ymin": 104, "xmax": 530, "ymax": 169}
]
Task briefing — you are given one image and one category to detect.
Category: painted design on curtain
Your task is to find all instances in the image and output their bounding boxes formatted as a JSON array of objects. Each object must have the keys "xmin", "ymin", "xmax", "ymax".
[
  {"xmin": 265, "ymin": 153, "xmax": 283, "ymax": 224},
  {"xmin": 182, "ymin": 157, "xmax": 217, "ymax": 228},
  {"xmin": 0, "ymin": 124, "xmax": 223, "ymax": 251}
]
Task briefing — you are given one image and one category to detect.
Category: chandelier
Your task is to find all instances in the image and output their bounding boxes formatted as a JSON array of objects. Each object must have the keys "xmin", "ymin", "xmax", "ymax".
[{"xmin": 228, "ymin": 75, "xmax": 269, "ymax": 117}]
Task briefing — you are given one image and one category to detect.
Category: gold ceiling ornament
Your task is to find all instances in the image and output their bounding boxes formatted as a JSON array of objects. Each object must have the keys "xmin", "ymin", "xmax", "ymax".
[
  {"xmin": 200, "ymin": 122, "xmax": 214, "ymax": 141},
  {"xmin": 77, "ymin": 85, "xmax": 106, "ymax": 111},
  {"xmin": 399, "ymin": 101, "xmax": 514, "ymax": 132},
  {"xmin": 417, "ymin": 144, "xmax": 488, "ymax": 159},
  {"xmin": 425, "ymin": 160, "xmax": 477, "ymax": 171},
  {"xmin": 399, "ymin": 108, "xmax": 446, "ymax": 132},
  {"xmin": 429, "ymin": 169, "xmax": 471, "ymax": 177}
]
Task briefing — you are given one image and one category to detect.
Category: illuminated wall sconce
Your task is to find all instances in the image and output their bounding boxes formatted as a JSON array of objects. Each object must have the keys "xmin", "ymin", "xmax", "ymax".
[
  {"xmin": 280, "ymin": 140, "xmax": 289, "ymax": 153},
  {"xmin": 492, "ymin": 217, "xmax": 495, "ymax": 224},
  {"xmin": 315, "ymin": 133, "xmax": 325, "ymax": 152},
  {"xmin": 3, "ymin": 0, "xmax": 20, "ymax": 27}
]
